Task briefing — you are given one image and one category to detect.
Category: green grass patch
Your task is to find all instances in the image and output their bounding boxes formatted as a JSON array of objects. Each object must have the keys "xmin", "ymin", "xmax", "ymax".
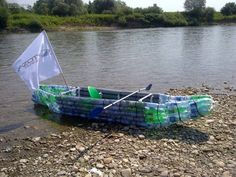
[
  {"xmin": 8, "ymin": 13, "xmax": 116, "ymax": 31},
  {"xmin": 213, "ymin": 12, "xmax": 236, "ymax": 23}
]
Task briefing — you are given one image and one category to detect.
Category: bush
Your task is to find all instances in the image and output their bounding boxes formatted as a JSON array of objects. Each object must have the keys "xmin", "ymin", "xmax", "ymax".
[
  {"xmin": 26, "ymin": 19, "xmax": 43, "ymax": 32},
  {"xmin": 0, "ymin": 7, "xmax": 8, "ymax": 29},
  {"xmin": 124, "ymin": 13, "xmax": 148, "ymax": 27},
  {"xmin": 144, "ymin": 13, "xmax": 165, "ymax": 27},
  {"xmin": 203, "ymin": 7, "xmax": 215, "ymax": 23},
  {"xmin": 183, "ymin": 8, "xmax": 204, "ymax": 26},
  {"xmin": 162, "ymin": 12, "xmax": 188, "ymax": 26},
  {"xmin": 117, "ymin": 15, "xmax": 126, "ymax": 26}
]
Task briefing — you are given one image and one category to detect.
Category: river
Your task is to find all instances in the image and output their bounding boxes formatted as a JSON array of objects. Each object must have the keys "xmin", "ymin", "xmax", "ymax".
[{"xmin": 0, "ymin": 26, "xmax": 235, "ymax": 136}]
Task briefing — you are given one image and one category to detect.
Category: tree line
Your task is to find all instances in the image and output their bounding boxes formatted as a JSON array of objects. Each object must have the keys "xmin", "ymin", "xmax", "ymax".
[{"xmin": 1, "ymin": 0, "xmax": 236, "ymax": 30}]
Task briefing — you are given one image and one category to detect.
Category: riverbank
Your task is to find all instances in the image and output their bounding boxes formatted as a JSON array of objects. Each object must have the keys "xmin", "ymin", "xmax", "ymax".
[
  {"xmin": 0, "ymin": 86, "xmax": 235, "ymax": 177},
  {"xmin": 3, "ymin": 12, "xmax": 236, "ymax": 33}
]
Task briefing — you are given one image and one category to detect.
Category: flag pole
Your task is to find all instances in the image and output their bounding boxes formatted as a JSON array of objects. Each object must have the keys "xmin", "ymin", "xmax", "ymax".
[{"xmin": 43, "ymin": 30, "xmax": 69, "ymax": 90}]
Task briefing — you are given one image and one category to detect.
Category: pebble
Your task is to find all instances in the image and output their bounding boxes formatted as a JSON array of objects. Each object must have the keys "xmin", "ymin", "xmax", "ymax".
[
  {"xmin": 138, "ymin": 135, "xmax": 145, "ymax": 140},
  {"xmin": 4, "ymin": 147, "xmax": 12, "ymax": 153},
  {"xmin": 173, "ymin": 173, "xmax": 181, "ymax": 177},
  {"xmin": 160, "ymin": 170, "xmax": 169, "ymax": 177},
  {"xmin": 70, "ymin": 148, "xmax": 76, "ymax": 152},
  {"xmin": 222, "ymin": 171, "xmax": 232, "ymax": 177},
  {"xmin": 139, "ymin": 167, "xmax": 152, "ymax": 173},
  {"xmin": 19, "ymin": 159, "xmax": 28, "ymax": 163},
  {"xmin": 32, "ymin": 137, "xmax": 41, "ymax": 142},
  {"xmin": 78, "ymin": 147, "xmax": 85, "ymax": 152},
  {"xmin": 0, "ymin": 172, "xmax": 8, "ymax": 177},
  {"xmin": 118, "ymin": 133, "xmax": 124, "ymax": 137},
  {"xmin": 43, "ymin": 154, "xmax": 49, "ymax": 158},
  {"xmin": 113, "ymin": 138, "xmax": 119, "ymax": 142},
  {"xmin": 192, "ymin": 150, "xmax": 199, "ymax": 155},
  {"xmin": 122, "ymin": 158, "xmax": 129, "ymax": 163},
  {"xmin": 206, "ymin": 119, "xmax": 215, "ymax": 123},
  {"xmin": 57, "ymin": 171, "xmax": 67, "ymax": 176},
  {"xmin": 121, "ymin": 168, "xmax": 132, "ymax": 177},
  {"xmin": 0, "ymin": 168, "xmax": 7, "ymax": 173},
  {"xmin": 96, "ymin": 163, "xmax": 104, "ymax": 169},
  {"xmin": 103, "ymin": 157, "xmax": 113, "ymax": 164},
  {"xmin": 214, "ymin": 160, "xmax": 225, "ymax": 167},
  {"xmin": 209, "ymin": 135, "xmax": 215, "ymax": 141}
]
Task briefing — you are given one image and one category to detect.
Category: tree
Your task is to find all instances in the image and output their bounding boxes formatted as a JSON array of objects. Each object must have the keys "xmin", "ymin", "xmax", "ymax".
[
  {"xmin": 33, "ymin": 0, "xmax": 86, "ymax": 16},
  {"xmin": 114, "ymin": 0, "xmax": 132, "ymax": 15},
  {"xmin": 134, "ymin": 4, "xmax": 163, "ymax": 14},
  {"xmin": 52, "ymin": 2, "xmax": 70, "ymax": 16},
  {"xmin": 221, "ymin": 2, "xmax": 236, "ymax": 16},
  {"xmin": 0, "ymin": 7, "xmax": 8, "ymax": 29},
  {"xmin": 0, "ymin": 0, "xmax": 7, "ymax": 8},
  {"xmin": 93, "ymin": 0, "xmax": 115, "ymax": 14},
  {"xmin": 203, "ymin": 7, "xmax": 215, "ymax": 22},
  {"xmin": 33, "ymin": 0, "xmax": 49, "ymax": 15},
  {"xmin": 184, "ymin": 0, "xmax": 206, "ymax": 11},
  {"xmin": 8, "ymin": 3, "xmax": 22, "ymax": 14},
  {"xmin": 87, "ymin": 1, "xmax": 94, "ymax": 13}
]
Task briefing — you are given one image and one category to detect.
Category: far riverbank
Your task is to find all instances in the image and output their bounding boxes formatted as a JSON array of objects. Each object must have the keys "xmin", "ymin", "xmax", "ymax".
[{"xmin": 3, "ymin": 12, "xmax": 236, "ymax": 33}]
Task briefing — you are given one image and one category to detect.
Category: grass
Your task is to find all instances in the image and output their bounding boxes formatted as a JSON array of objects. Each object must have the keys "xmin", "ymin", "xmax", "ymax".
[
  {"xmin": 213, "ymin": 12, "xmax": 236, "ymax": 23},
  {"xmin": 6, "ymin": 12, "xmax": 236, "ymax": 32},
  {"xmin": 7, "ymin": 13, "xmax": 116, "ymax": 32}
]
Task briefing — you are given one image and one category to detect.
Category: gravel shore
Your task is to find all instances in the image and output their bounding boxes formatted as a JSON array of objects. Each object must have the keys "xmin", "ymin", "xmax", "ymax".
[{"xmin": 0, "ymin": 86, "xmax": 235, "ymax": 177}]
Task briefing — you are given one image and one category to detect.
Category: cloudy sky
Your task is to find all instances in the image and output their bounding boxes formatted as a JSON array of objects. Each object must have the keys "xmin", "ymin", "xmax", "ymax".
[{"xmin": 7, "ymin": 0, "xmax": 234, "ymax": 11}]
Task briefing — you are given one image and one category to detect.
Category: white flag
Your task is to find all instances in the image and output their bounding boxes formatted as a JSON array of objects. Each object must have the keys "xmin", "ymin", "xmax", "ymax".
[{"xmin": 12, "ymin": 31, "xmax": 62, "ymax": 91}]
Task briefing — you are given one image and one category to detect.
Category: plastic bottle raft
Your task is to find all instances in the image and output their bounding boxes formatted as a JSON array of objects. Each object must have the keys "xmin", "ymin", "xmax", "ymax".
[{"xmin": 32, "ymin": 85, "xmax": 214, "ymax": 127}]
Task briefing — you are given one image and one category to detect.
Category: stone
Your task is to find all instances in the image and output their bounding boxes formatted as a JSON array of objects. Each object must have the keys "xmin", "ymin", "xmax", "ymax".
[
  {"xmin": 121, "ymin": 168, "xmax": 132, "ymax": 177},
  {"xmin": 103, "ymin": 157, "xmax": 113, "ymax": 164},
  {"xmin": 159, "ymin": 169, "xmax": 169, "ymax": 177},
  {"xmin": 19, "ymin": 159, "xmax": 28, "ymax": 163},
  {"xmin": 96, "ymin": 163, "xmax": 104, "ymax": 169},
  {"xmin": 122, "ymin": 159, "xmax": 129, "ymax": 163},
  {"xmin": 43, "ymin": 154, "xmax": 49, "ymax": 158},
  {"xmin": 173, "ymin": 173, "xmax": 181, "ymax": 177},
  {"xmin": 0, "ymin": 172, "xmax": 8, "ymax": 177},
  {"xmin": 114, "ymin": 139, "xmax": 120, "ymax": 143},
  {"xmin": 76, "ymin": 143, "xmax": 83, "ymax": 149},
  {"xmin": 32, "ymin": 137, "xmax": 41, "ymax": 142},
  {"xmin": 209, "ymin": 135, "xmax": 215, "ymax": 141},
  {"xmin": 70, "ymin": 148, "xmax": 76, "ymax": 152},
  {"xmin": 0, "ymin": 168, "xmax": 7, "ymax": 172},
  {"xmin": 222, "ymin": 171, "xmax": 232, "ymax": 177},
  {"xmin": 206, "ymin": 119, "xmax": 215, "ymax": 123},
  {"xmin": 24, "ymin": 125, "xmax": 30, "ymax": 129},
  {"xmin": 160, "ymin": 170, "xmax": 169, "ymax": 177},
  {"xmin": 84, "ymin": 174, "xmax": 91, "ymax": 177},
  {"xmin": 57, "ymin": 171, "xmax": 67, "ymax": 176},
  {"xmin": 138, "ymin": 135, "xmax": 145, "ymax": 140},
  {"xmin": 4, "ymin": 147, "xmax": 12, "ymax": 153},
  {"xmin": 78, "ymin": 147, "xmax": 85, "ymax": 152},
  {"xmin": 215, "ymin": 160, "xmax": 225, "ymax": 167},
  {"xmin": 139, "ymin": 167, "xmax": 152, "ymax": 173},
  {"xmin": 192, "ymin": 150, "xmax": 199, "ymax": 155},
  {"xmin": 118, "ymin": 133, "xmax": 124, "ymax": 137}
]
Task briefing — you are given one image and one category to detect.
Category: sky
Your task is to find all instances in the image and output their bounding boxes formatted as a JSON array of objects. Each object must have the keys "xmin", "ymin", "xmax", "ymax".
[{"xmin": 7, "ymin": 0, "xmax": 235, "ymax": 12}]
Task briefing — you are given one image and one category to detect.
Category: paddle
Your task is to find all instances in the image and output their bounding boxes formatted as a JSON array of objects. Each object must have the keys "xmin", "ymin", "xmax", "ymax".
[
  {"xmin": 90, "ymin": 84, "xmax": 152, "ymax": 117},
  {"xmin": 138, "ymin": 93, "xmax": 153, "ymax": 102}
]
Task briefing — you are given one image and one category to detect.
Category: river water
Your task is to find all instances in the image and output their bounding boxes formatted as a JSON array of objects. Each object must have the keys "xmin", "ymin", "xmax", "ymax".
[{"xmin": 0, "ymin": 26, "xmax": 235, "ymax": 136}]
